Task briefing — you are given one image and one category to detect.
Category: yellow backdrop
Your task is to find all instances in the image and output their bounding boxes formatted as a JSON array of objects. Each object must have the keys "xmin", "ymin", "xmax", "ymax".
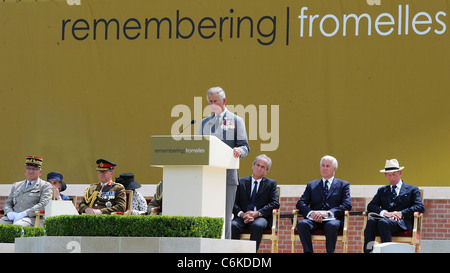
[{"xmin": 1, "ymin": 0, "xmax": 449, "ymax": 186}]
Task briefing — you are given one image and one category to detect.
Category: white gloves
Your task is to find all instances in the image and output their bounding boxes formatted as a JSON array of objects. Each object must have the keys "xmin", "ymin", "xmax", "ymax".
[{"xmin": 7, "ymin": 211, "xmax": 28, "ymax": 223}]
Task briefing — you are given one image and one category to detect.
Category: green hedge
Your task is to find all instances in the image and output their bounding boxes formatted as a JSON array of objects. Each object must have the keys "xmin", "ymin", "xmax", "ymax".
[
  {"xmin": 45, "ymin": 215, "xmax": 224, "ymax": 239},
  {"xmin": 0, "ymin": 225, "xmax": 45, "ymax": 243}
]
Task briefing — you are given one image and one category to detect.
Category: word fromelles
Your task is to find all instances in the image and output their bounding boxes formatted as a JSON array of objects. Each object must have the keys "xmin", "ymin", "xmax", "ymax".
[{"xmin": 299, "ymin": 4, "xmax": 446, "ymax": 37}]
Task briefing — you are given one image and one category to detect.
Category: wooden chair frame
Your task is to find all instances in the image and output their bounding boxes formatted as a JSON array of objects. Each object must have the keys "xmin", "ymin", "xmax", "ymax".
[
  {"xmin": 360, "ymin": 189, "xmax": 424, "ymax": 253},
  {"xmin": 291, "ymin": 209, "xmax": 349, "ymax": 253},
  {"xmin": 112, "ymin": 190, "xmax": 133, "ymax": 215},
  {"xmin": 239, "ymin": 187, "xmax": 281, "ymax": 253}
]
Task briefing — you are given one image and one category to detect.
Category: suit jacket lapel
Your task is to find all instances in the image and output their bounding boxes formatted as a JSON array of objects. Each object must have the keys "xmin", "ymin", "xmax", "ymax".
[
  {"xmin": 245, "ymin": 177, "xmax": 252, "ymax": 200},
  {"xmin": 396, "ymin": 181, "xmax": 409, "ymax": 202},
  {"xmin": 315, "ymin": 179, "xmax": 326, "ymax": 200},
  {"xmin": 23, "ymin": 179, "xmax": 34, "ymax": 192},
  {"xmin": 209, "ymin": 113, "xmax": 217, "ymax": 133},
  {"xmin": 383, "ymin": 185, "xmax": 391, "ymax": 197},
  {"xmin": 399, "ymin": 181, "xmax": 408, "ymax": 196},
  {"xmin": 222, "ymin": 111, "xmax": 230, "ymax": 140},
  {"xmin": 29, "ymin": 178, "xmax": 42, "ymax": 192},
  {"xmin": 18, "ymin": 180, "xmax": 28, "ymax": 192},
  {"xmin": 256, "ymin": 177, "xmax": 266, "ymax": 199},
  {"xmin": 326, "ymin": 179, "xmax": 338, "ymax": 199}
]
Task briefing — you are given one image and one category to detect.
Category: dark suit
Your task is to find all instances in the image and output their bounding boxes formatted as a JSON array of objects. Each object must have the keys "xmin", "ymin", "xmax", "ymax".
[
  {"xmin": 296, "ymin": 178, "xmax": 352, "ymax": 253},
  {"xmin": 231, "ymin": 176, "xmax": 279, "ymax": 250},
  {"xmin": 363, "ymin": 180, "xmax": 425, "ymax": 252}
]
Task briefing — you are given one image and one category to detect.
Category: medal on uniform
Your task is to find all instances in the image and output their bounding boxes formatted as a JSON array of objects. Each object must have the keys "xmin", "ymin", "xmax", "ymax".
[
  {"xmin": 221, "ymin": 117, "xmax": 235, "ymax": 130},
  {"xmin": 105, "ymin": 201, "xmax": 112, "ymax": 208},
  {"xmin": 228, "ymin": 119, "xmax": 235, "ymax": 129}
]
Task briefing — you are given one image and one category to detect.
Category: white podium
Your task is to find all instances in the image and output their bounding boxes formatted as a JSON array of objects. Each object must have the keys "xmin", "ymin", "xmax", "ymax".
[
  {"xmin": 44, "ymin": 200, "xmax": 79, "ymax": 218},
  {"xmin": 150, "ymin": 135, "xmax": 239, "ymax": 237}
]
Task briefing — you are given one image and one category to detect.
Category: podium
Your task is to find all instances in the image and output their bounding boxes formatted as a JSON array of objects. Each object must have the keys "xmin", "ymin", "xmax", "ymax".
[
  {"xmin": 44, "ymin": 200, "xmax": 78, "ymax": 218},
  {"xmin": 150, "ymin": 135, "xmax": 239, "ymax": 237}
]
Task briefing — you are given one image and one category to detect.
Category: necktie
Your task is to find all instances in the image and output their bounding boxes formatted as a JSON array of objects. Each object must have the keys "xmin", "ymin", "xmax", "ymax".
[
  {"xmin": 323, "ymin": 180, "xmax": 329, "ymax": 197},
  {"xmin": 25, "ymin": 181, "xmax": 32, "ymax": 189},
  {"xmin": 247, "ymin": 181, "xmax": 258, "ymax": 211},
  {"xmin": 391, "ymin": 185, "xmax": 397, "ymax": 201},
  {"xmin": 389, "ymin": 185, "xmax": 397, "ymax": 209},
  {"xmin": 211, "ymin": 115, "xmax": 221, "ymax": 133}
]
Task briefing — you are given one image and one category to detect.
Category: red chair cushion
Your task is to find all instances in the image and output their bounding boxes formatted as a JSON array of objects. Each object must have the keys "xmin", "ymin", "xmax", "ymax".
[{"xmin": 391, "ymin": 230, "xmax": 420, "ymax": 239}]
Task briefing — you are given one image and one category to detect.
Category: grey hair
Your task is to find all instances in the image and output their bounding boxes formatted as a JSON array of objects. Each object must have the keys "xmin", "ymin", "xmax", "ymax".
[
  {"xmin": 320, "ymin": 155, "xmax": 338, "ymax": 169},
  {"xmin": 206, "ymin": 86, "xmax": 226, "ymax": 101},
  {"xmin": 254, "ymin": 154, "xmax": 272, "ymax": 170}
]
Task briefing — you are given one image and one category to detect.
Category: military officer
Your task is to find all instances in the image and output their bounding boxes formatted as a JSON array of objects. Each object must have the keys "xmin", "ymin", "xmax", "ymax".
[
  {"xmin": 78, "ymin": 159, "xmax": 126, "ymax": 215},
  {"xmin": 147, "ymin": 180, "xmax": 163, "ymax": 215},
  {"xmin": 0, "ymin": 155, "xmax": 52, "ymax": 227}
]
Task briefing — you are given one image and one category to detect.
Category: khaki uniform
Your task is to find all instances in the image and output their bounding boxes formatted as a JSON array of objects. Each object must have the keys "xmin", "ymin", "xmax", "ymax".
[
  {"xmin": 78, "ymin": 182, "xmax": 126, "ymax": 214},
  {"xmin": 0, "ymin": 178, "xmax": 52, "ymax": 227},
  {"xmin": 147, "ymin": 180, "xmax": 163, "ymax": 215}
]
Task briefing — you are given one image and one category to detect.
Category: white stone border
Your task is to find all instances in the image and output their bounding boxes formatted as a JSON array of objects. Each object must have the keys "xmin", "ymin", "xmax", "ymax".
[{"xmin": 15, "ymin": 236, "xmax": 256, "ymax": 253}]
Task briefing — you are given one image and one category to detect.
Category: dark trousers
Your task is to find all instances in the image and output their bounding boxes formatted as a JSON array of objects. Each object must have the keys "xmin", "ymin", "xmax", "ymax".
[
  {"xmin": 231, "ymin": 216, "xmax": 269, "ymax": 251},
  {"xmin": 363, "ymin": 218, "xmax": 403, "ymax": 253},
  {"xmin": 297, "ymin": 219, "xmax": 342, "ymax": 253}
]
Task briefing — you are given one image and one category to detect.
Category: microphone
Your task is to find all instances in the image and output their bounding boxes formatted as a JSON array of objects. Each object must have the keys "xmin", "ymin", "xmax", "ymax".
[{"xmin": 178, "ymin": 119, "xmax": 196, "ymax": 135}]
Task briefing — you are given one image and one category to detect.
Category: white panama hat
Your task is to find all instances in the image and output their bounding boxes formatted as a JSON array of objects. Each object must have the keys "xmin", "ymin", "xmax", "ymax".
[{"xmin": 380, "ymin": 159, "xmax": 404, "ymax": 173}]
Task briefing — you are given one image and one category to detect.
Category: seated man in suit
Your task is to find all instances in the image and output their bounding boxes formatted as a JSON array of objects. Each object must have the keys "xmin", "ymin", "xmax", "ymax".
[
  {"xmin": 296, "ymin": 155, "xmax": 352, "ymax": 253},
  {"xmin": 363, "ymin": 159, "xmax": 425, "ymax": 253},
  {"xmin": 231, "ymin": 154, "xmax": 279, "ymax": 251}
]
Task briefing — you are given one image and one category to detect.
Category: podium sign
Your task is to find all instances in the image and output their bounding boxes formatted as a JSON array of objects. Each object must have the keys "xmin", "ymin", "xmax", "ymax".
[
  {"xmin": 150, "ymin": 135, "xmax": 239, "ymax": 238},
  {"xmin": 150, "ymin": 136, "xmax": 209, "ymax": 166},
  {"xmin": 150, "ymin": 135, "xmax": 239, "ymax": 169}
]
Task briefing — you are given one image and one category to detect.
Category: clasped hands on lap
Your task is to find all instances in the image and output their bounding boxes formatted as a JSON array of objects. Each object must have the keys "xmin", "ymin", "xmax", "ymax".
[
  {"xmin": 240, "ymin": 211, "xmax": 260, "ymax": 224},
  {"xmin": 309, "ymin": 211, "xmax": 329, "ymax": 223},
  {"xmin": 382, "ymin": 211, "xmax": 403, "ymax": 221},
  {"xmin": 84, "ymin": 208, "xmax": 102, "ymax": 215}
]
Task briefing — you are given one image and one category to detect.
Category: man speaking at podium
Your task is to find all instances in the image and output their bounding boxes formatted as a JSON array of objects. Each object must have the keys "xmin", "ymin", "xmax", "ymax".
[{"xmin": 197, "ymin": 86, "xmax": 250, "ymax": 239}]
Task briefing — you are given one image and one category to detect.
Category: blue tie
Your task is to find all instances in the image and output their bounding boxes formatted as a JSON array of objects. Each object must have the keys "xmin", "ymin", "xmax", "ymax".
[
  {"xmin": 391, "ymin": 185, "xmax": 397, "ymax": 201},
  {"xmin": 323, "ymin": 180, "xmax": 329, "ymax": 197},
  {"xmin": 389, "ymin": 185, "xmax": 397, "ymax": 209},
  {"xmin": 247, "ymin": 181, "xmax": 258, "ymax": 211}
]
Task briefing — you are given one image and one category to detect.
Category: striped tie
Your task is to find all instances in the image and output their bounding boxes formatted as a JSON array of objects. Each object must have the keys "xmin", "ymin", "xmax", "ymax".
[{"xmin": 323, "ymin": 180, "xmax": 329, "ymax": 196}]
